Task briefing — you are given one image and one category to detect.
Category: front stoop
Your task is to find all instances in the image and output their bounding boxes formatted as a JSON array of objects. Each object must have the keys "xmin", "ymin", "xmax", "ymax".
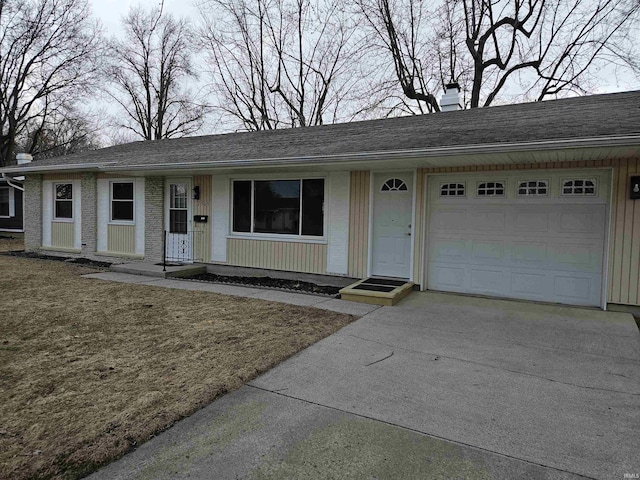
[
  {"xmin": 110, "ymin": 262, "xmax": 206, "ymax": 279},
  {"xmin": 339, "ymin": 278, "xmax": 414, "ymax": 306}
]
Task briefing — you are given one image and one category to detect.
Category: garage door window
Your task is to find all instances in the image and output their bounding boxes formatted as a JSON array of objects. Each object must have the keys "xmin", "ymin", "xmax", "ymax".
[
  {"xmin": 477, "ymin": 182, "xmax": 505, "ymax": 197},
  {"xmin": 517, "ymin": 180, "xmax": 548, "ymax": 196},
  {"xmin": 561, "ymin": 179, "xmax": 596, "ymax": 196},
  {"xmin": 440, "ymin": 183, "xmax": 465, "ymax": 197}
]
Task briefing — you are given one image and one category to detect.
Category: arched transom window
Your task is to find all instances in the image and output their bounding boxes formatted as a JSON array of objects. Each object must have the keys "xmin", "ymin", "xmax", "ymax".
[{"xmin": 381, "ymin": 178, "xmax": 408, "ymax": 192}]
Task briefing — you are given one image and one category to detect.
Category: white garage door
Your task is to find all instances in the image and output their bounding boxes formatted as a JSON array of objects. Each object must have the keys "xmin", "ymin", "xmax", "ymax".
[{"xmin": 426, "ymin": 170, "xmax": 609, "ymax": 307}]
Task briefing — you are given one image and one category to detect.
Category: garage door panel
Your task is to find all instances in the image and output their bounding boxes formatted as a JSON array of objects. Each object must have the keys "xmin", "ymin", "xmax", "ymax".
[
  {"xmin": 429, "ymin": 264, "xmax": 466, "ymax": 289},
  {"xmin": 469, "ymin": 210, "xmax": 506, "ymax": 231},
  {"xmin": 431, "ymin": 209, "xmax": 467, "ymax": 230},
  {"xmin": 510, "ymin": 271, "xmax": 548, "ymax": 299},
  {"xmin": 513, "ymin": 209, "xmax": 551, "ymax": 233},
  {"xmin": 429, "ymin": 237, "xmax": 468, "ymax": 261},
  {"xmin": 553, "ymin": 242, "xmax": 603, "ymax": 272},
  {"xmin": 470, "ymin": 267, "xmax": 505, "ymax": 294},
  {"xmin": 471, "ymin": 240, "xmax": 505, "ymax": 261},
  {"xmin": 511, "ymin": 241, "xmax": 548, "ymax": 265},
  {"xmin": 553, "ymin": 275, "xmax": 597, "ymax": 304},
  {"xmin": 427, "ymin": 173, "xmax": 607, "ymax": 307}
]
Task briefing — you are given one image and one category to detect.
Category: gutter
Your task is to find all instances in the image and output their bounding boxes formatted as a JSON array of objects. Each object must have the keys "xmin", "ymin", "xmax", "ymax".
[{"xmin": 0, "ymin": 163, "xmax": 107, "ymax": 175}]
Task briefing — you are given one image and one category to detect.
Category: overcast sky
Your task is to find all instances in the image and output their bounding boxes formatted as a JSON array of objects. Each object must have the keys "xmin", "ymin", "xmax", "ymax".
[{"xmin": 88, "ymin": 0, "xmax": 200, "ymax": 36}]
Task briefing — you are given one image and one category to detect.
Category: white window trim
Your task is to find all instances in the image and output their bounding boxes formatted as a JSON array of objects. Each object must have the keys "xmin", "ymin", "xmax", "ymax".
[
  {"xmin": 560, "ymin": 178, "xmax": 598, "ymax": 197},
  {"xmin": 475, "ymin": 180, "xmax": 506, "ymax": 198},
  {"xmin": 439, "ymin": 182, "xmax": 466, "ymax": 197},
  {"xmin": 109, "ymin": 181, "xmax": 136, "ymax": 224},
  {"xmin": 0, "ymin": 186, "xmax": 14, "ymax": 218},
  {"xmin": 516, "ymin": 179, "xmax": 550, "ymax": 197},
  {"xmin": 230, "ymin": 177, "xmax": 327, "ymax": 240},
  {"xmin": 53, "ymin": 182, "xmax": 74, "ymax": 222}
]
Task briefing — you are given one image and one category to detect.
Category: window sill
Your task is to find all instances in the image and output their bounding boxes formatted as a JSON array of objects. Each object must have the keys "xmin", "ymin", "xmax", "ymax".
[
  {"xmin": 52, "ymin": 218, "xmax": 74, "ymax": 223},
  {"xmin": 229, "ymin": 234, "xmax": 327, "ymax": 244},
  {"xmin": 108, "ymin": 221, "xmax": 135, "ymax": 226}
]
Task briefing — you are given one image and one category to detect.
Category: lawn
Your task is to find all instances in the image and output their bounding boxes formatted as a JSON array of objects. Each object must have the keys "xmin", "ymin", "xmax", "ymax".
[{"xmin": 0, "ymin": 238, "xmax": 357, "ymax": 480}]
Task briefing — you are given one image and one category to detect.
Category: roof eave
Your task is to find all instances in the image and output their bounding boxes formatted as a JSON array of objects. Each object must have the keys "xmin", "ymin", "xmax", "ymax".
[{"xmin": 102, "ymin": 134, "xmax": 640, "ymax": 172}]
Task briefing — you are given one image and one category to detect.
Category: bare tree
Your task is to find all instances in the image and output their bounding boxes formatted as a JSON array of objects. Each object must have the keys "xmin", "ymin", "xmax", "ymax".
[
  {"xmin": 108, "ymin": 4, "xmax": 206, "ymax": 140},
  {"xmin": 0, "ymin": 0, "xmax": 103, "ymax": 167},
  {"xmin": 18, "ymin": 106, "xmax": 102, "ymax": 159},
  {"xmin": 358, "ymin": 0, "xmax": 640, "ymax": 112},
  {"xmin": 198, "ymin": 0, "xmax": 372, "ymax": 131}
]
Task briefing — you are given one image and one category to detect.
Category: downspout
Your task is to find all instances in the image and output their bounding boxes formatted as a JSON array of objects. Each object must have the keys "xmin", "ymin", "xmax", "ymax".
[{"xmin": 1, "ymin": 173, "xmax": 24, "ymax": 191}]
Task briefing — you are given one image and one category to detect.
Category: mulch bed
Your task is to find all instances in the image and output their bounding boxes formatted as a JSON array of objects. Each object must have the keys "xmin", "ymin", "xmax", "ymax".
[
  {"xmin": 0, "ymin": 250, "xmax": 113, "ymax": 269},
  {"xmin": 188, "ymin": 272, "xmax": 341, "ymax": 297},
  {"xmin": 2, "ymin": 249, "xmax": 341, "ymax": 296}
]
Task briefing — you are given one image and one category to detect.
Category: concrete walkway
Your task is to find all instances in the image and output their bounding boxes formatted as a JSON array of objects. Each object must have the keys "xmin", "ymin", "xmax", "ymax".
[{"xmin": 83, "ymin": 273, "xmax": 640, "ymax": 480}]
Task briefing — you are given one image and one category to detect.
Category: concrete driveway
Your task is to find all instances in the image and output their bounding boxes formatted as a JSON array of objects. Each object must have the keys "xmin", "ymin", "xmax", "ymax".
[{"xmin": 89, "ymin": 292, "xmax": 640, "ymax": 480}]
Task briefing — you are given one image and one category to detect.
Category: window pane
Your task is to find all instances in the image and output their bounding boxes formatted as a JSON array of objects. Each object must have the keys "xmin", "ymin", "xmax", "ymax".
[
  {"xmin": 0, "ymin": 189, "xmax": 8, "ymax": 216},
  {"xmin": 56, "ymin": 184, "xmax": 72, "ymax": 200},
  {"xmin": 233, "ymin": 181, "xmax": 251, "ymax": 232},
  {"xmin": 302, "ymin": 179, "xmax": 324, "ymax": 236},
  {"xmin": 170, "ymin": 184, "xmax": 187, "ymax": 209},
  {"xmin": 254, "ymin": 180, "xmax": 300, "ymax": 234},
  {"xmin": 55, "ymin": 200, "xmax": 72, "ymax": 219},
  {"xmin": 113, "ymin": 182, "xmax": 134, "ymax": 200},
  {"xmin": 170, "ymin": 209, "xmax": 187, "ymax": 234},
  {"xmin": 112, "ymin": 201, "xmax": 134, "ymax": 221}
]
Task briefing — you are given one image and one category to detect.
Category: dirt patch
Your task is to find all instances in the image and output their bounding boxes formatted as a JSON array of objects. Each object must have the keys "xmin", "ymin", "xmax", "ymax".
[
  {"xmin": 0, "ymin": 253, "xmax": 356, "ymax": 480},
  {"xmin": 1, "ymin": 248, "xmax": 113, "ymax": 269},
  {"xmin": 188, "ymin": 272, "xmax": 341, "ymax": 296}
]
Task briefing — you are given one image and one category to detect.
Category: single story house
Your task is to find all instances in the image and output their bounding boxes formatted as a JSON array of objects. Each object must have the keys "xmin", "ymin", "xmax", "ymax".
[
  {"xmin": 2, "ymin": 89, "xmax": 639, "ymax": 309},
  {"xmin": 0, "ymin": 174, "xmax": 24, "ymax": 237}
]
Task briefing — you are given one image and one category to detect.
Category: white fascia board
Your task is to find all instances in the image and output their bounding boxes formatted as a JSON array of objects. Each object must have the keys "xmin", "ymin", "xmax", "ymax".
[{"xmin": 0, "ymin": 163, "xmax": 106, "ymax": 175}]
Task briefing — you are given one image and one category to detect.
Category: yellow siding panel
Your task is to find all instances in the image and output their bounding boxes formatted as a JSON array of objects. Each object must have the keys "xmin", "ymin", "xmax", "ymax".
[
  {"xmin": 51, "ymin": 222, "xmax": 74, "ymax": 249},
  {"xmin": 227, "ymin": 238, "xmax": 327, "ymax": 274},
  {"xmin": 192, "ymin": 175, "xmax": 212, "ymax": 262},
  {"xmin": 348, "ymin": 171, "xmax": 370, "ymax": 278},
  {"xmin": 107, "ymin": 224, "xmax": 136, "ymax": 254}
]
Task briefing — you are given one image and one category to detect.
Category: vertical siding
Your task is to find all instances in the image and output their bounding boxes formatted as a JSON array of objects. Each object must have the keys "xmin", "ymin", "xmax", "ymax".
[
  {"xmin": 51, "ymin": 222, "xmax": 74, "ymax": 249},
  {"xmin": 227, "ymin": 238, "xmax": 327, "ymax": 274},
  {"xmin": 347, "ymin": 171, "xmax": 370, "ymax": 278},
  {"xmin": 107, "ymin": 224, "xmax": 136, "ymax": 254},
  {"xmin": 609, "ymin": 157, "xmax": 640, "ymax": 305},
  {"xmin": 412, "ymin": 168, "xmax": 426, "ymax": 284},
  {"xmin": 43, "ymin": 173, "xmax": 82, "ymax": 181},
  {"xmin": 192, "ymin": 175, "xmax": 212, "ymax": 262}
]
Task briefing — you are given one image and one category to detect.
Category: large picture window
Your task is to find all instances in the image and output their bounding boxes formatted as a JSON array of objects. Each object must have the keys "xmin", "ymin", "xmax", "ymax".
[
  {"xmin": 111, "ymin": 182, "xmax": 134, "ymax": 221},
  {"xmin": 0, "ymin": 187, "xmax": 10, "ymax": 217},
  {"xmin": 54, "ymin": 183, "xmax": 73, "ymax": 219},
  {"xmin": 232, "ymin": 179, "xmax": 324, "ymax": 237}
]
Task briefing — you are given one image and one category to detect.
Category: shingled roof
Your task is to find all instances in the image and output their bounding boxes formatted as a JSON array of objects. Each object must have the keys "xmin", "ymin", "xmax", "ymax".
[{"xmin": 5, "ymin": 90, "xmax": 640, "ymax": 172}]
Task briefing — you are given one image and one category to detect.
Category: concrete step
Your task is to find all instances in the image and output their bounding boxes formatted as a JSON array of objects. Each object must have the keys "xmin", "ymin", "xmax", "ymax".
[
  {"xmin": 339, "ymin": 278, "xmax": 414, "ymax": 306},
  {"xmin": 110, "ymin": 262, "xmax": 206, "ymax": 279}
]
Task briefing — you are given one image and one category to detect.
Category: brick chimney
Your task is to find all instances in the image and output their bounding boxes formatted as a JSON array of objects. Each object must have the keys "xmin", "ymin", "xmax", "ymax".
[{"xmin": 440, "ymin": 82, "xmax": 462, "ymax": 112}]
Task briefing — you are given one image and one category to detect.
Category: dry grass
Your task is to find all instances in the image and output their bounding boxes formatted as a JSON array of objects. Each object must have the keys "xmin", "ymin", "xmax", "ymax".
[{"xmin": 0, "ymin": 238, "xmax": 356, "ymax": 479}]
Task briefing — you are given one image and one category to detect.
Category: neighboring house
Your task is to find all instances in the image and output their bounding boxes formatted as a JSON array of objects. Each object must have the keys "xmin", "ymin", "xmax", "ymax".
[
  {"xmin": 0, "ymin": 176, "xmax": 24, "ymax": 237},
  {"xmin": 2, "ymin": 88, "xmax": 640, "ymax": 309}
]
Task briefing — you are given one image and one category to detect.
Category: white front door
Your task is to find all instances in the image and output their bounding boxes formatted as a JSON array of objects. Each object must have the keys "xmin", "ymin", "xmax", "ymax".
[
  {"xmin": 165, "ymin": 178, "xmax": 192, "ymax": 262},
  {"xmin": 371, "ymin": 173, "xmax": 413, "ymax": 278}
]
